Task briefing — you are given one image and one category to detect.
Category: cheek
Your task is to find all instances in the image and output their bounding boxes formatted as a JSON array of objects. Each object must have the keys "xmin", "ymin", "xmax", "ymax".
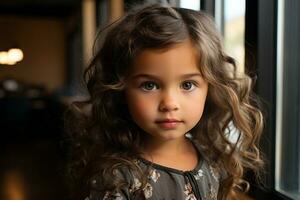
[
  {"xmin": 126, "ymin": 93, "xmax": 155, "ymax": 120},
  {"xmin": 186, "ymin": 92, "xmax": 207, "ymax": 119}
]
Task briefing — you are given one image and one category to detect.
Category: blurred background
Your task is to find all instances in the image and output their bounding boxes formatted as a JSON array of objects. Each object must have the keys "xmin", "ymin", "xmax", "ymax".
[{"xmin": 0, "ymin": 0, "xmax": 299, "ymax": 199}]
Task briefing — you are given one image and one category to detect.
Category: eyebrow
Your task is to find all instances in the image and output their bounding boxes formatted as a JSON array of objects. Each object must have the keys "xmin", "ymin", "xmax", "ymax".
[{"xmin": 130, "ymin": 73, "xmax": 203, "ymax": 80}]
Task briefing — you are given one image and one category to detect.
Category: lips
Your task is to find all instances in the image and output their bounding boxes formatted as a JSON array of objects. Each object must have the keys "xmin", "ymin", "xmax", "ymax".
[{"xmin": 155, "ymin": 119, "xmax": 183, "ymax": 129}]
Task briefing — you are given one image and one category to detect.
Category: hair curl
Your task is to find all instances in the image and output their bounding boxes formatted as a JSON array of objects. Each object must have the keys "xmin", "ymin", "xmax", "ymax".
[{"xmin": 65, "ymin": 4, "xmax": 264, "ymax": 200}]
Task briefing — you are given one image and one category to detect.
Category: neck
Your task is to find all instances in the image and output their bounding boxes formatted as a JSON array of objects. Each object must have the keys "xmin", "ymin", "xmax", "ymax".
[
  {"xmin": 142, "ymin": 136, "xmax": 193, "ymax": 158},
  {"xmin": 140, "ymin": 136, "xmax": 199, "ymax": 171}
]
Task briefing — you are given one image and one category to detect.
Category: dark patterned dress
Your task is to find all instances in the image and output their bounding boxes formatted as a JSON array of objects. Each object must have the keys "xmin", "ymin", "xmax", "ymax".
[{"xmin": 86, "ymin": 141, "xmax": 224, "ymax": 200}]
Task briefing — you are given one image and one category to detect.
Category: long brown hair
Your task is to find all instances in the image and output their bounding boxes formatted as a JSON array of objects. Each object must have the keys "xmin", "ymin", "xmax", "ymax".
[{"xmin": 66, "ymin": 4, "xmax": 264, "ymax": 200}]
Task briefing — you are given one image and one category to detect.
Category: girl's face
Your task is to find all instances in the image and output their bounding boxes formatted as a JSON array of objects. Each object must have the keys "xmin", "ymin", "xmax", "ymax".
[{"xmin": 125, "ymin": 40, "xmax": 208, "ymax": 144}]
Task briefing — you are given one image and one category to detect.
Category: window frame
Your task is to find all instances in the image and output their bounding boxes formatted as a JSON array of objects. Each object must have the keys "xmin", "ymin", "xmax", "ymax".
[{"xmin": 245, "ymin": 0, "xmax": 293, "ymax": 199}]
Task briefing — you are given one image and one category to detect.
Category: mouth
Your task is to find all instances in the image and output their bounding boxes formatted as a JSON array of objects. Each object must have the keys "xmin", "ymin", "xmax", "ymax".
[{"xmin": 155, "ymin": 119, "xmax": 183, "ymax": 129}]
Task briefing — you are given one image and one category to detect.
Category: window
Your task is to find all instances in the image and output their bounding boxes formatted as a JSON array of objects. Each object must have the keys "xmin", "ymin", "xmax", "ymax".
[
  {"xmin": 179, "ymin": 0, "xmax": 200, "ymax": 10},
  {"xmin": 223, "ymin": 0, "xmax": 245, "ymax": 73},
  {"xmin": 276, "ymin": 0, "xmax": 300, "ymax": 199},
  {"xmin": 213, "ymin": 0, "xmax": 246, "ymax": 73}
]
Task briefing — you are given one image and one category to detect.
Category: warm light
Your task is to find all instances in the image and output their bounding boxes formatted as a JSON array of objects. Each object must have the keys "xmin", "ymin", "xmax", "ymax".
[
  {"xmin": 3, "ymin": 170, "xmax": 26, "ymax": 200},
  {"xmin": 0, "ymin": 48, "xmax": 24, "ymax": 65},
  {"xmin": 0, "ymin": 51, "xmax": 16, "ymax": 65},
  {"xmin": 8, "ymin": 48, "xmax": 24, "ymax": 62},
  {"xmin": 0, "ymin": 51, "xmax": 8, "ymax": 63}
]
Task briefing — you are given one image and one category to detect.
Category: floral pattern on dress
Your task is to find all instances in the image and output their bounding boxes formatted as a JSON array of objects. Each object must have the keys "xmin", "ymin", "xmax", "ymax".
[
  {"xmin": 129, "ymin": 177, "xmax": 142, "ymax": 193},
  {"xmin": 194, "ymin": 169, "xmax": 204, "ymax": 180},
  {"xmin": 103, "ymin": 191, "xmax": 123, "ymax": 200},
  {"xmin": 209, "ymin": 165, "xmax": 220, "ymax": 182},
  {"xmin": 183, "ymin": 183, "xmax": 197, "ymax": 200},
  {"xmin": 209, "ymin": 183, "xmax": 218, "ymax": 200},
  {"xmin": 148, "ymin": 169, "xmax": 161, "ymax": 182},
  {"xmin": 128, "ymin": 176, "xmax": 153, "ymax": 199},
  {"xmin": 143, "ymin": 183, "xmax": 153, "ymax": 199},
  {"xmin": 89, "ymin": 141, "xmax": 222, "ymax": 200}
]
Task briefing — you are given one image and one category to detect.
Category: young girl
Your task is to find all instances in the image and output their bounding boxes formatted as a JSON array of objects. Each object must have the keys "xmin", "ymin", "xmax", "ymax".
[{"xmin": 66, "ymin": 4, "xmax": 264, "ymax": 200}]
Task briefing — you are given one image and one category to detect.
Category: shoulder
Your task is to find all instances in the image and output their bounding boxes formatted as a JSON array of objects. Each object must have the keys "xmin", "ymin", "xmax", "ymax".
[
  {"xmin": 86, "ymin": 160, "xmax": 146, "ymax": 200},
  {"xmin": 192, "ymin": 138, "xmax": 228, "ymax": 181}
]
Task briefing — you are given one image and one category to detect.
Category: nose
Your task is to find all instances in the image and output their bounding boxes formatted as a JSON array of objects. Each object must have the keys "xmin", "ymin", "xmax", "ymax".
[{"xmin": 158, "ymin": 91, "xmax": 179, "ymax": 112}]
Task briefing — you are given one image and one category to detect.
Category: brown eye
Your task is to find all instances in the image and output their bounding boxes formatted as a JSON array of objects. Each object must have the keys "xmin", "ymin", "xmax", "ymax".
[
  {"xmin": 181, "ymin": 81, "xmax": 196, "ymax": 91},
  {"xmin": 140, "ymin": 81, "xmax": 158, "ymax": 91}
]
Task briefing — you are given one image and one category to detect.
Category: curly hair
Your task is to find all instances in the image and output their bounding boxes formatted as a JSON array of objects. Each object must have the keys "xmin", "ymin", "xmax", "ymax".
[{"xmin": 66, "ymin": 4, "xmax": 264, "ymax": 200}]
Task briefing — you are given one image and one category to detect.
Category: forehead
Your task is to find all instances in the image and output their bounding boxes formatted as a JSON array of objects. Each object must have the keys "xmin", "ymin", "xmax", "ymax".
[{"xmin": 131, "ymin": 40, "xmax": 200, "ymax": 76}]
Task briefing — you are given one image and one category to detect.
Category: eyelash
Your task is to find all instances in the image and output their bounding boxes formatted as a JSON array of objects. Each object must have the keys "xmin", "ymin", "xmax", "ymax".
[{"xmin": 139, "ymin": 80, "xmax": 198, "ymax": 91}]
